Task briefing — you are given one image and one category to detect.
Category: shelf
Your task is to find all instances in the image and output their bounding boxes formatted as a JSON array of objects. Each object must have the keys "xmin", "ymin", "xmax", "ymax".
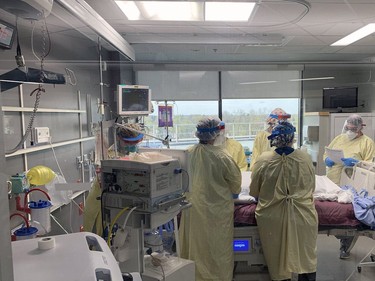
[
  {"xmin": 2, "ymin": 106, "xmax": 85, "ymax": 113},
  {"xmin": 5, "ymin": 137, "xmax": 95, "ymax": 158}
]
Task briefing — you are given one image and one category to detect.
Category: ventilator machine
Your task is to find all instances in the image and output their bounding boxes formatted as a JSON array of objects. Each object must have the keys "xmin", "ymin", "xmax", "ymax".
[{"xmin": 101, "ymin": 153, "xmax": 195, "ymax": 281}]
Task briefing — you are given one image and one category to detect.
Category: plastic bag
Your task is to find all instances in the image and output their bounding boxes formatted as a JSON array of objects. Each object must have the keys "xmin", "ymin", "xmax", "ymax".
[{"xmin": 45, "ymin": 174, "xmax": 72, "ymax": 206}]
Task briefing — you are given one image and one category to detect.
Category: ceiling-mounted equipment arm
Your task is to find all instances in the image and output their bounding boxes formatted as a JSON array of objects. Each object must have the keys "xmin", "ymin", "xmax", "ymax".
[{"xmin": 53, "ymin": 0, "xmax": 135, "ymax": 61}]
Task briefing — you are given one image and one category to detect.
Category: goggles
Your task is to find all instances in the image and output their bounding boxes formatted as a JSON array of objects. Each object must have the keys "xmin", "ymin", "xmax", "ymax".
[{"xmin": 344, "ymin": 125, "xmax": 363, "ymax": 133}]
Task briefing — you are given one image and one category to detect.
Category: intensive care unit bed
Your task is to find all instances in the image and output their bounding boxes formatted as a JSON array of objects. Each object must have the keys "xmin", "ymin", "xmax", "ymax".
[{"xmin": 233, "ymin": 168, "xmax": 375, "ymax": 277}]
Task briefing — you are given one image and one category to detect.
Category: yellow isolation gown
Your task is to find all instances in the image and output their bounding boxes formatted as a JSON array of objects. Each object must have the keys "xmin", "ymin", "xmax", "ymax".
[
  {"xmin": 179, "ymin": 144, "xmax": 241, "ymax": 281},
  {"xmin": 250, "ymin": 149, "xmax": 318, "ymax": 280},
  {"xmin": 83, "ymin": 176, "xmax": 103, "ymax": 236},
  {"xmin": 250, "ymin": 130, "xmax": 274, "ymax": 171},
  {"xmin": 323, "ymin": 133, "xmax": 375, "ymax": 185},
  {"xmin": 224, "ymin": 138, "xmax": 248, "ymax": 171}
]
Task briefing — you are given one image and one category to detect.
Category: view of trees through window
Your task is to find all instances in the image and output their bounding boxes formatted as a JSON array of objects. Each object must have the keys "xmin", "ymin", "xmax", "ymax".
[{"xmin": 142, "ymin": 98, "xmax": 299, "ymax": 152}]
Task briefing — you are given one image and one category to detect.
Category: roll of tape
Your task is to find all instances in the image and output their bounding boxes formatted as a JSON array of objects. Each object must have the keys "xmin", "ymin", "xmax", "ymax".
[{"xmin": 38, "ymin": 237, "xmax": 55, "ymax": 250}]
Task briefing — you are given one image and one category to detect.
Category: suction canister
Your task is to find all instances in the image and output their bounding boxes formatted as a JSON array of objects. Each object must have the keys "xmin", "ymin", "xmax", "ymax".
[
  {"xmin": 29, "ymin": 200, "xmax": 52, "ymax": 235},
  {"xmin": 14, "ymin": 226, "xmax": 38, "ymax": 240}
]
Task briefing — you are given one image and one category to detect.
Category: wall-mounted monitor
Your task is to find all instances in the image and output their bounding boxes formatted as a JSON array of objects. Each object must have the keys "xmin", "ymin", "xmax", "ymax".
[
  {"xmin": 117, "ymin": 85, "xmax": 151, "ymax": 116},
  {"xmin": 322, "ymin": 86, "xmax": 358, "ymax": 109},
  {"xmin": 0, "ymin": 20, "xmax": 16, "ymax": 49}
]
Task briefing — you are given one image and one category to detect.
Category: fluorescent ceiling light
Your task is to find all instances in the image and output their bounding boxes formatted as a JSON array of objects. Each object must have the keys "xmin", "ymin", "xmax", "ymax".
[
  {"xmin": 331, "ymin": 24, "xmax": 375, "ymax": 46},
  {"xmin": 205, "ymin": 2, "xmax": 256, "ymax": 21},
  {"xmin": 115, "ymin": 1, "xmax": 201, "ymax": 21},
  {"xmin": 115, "ymin": 1, "xmax": 140, "ymax": 20},
  {"xmin": 140, "ymin": 2, "xmax": 200, "ymax": 21},
  {"xmin": 289, "ymin": 77, "xmax": 335, "ymax": 82},
  {"xmin": 240, "ymin": 81, "xmax": 277, "ymax": 85},
  {"xmin": 115, "ymin": 1, "xmax": 255, "ymax": 21}
]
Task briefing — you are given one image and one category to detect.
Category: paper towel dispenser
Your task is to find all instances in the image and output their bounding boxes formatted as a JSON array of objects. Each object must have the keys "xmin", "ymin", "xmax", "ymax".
[{"xmin": 305, "ymin": 126, "xmax": 319, "ymax": 142}]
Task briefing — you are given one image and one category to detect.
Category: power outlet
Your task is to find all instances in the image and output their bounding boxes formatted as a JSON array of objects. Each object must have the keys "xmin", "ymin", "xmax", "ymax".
[{"xmin": 32, "ymin": 127, "xmax": 50, "ymax": 144}]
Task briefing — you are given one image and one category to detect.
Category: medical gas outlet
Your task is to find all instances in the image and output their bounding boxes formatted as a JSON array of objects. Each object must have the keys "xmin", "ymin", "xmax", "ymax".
[{"xmin": 31, "ymin": 127, "xmax": 50, "ymax": 144}]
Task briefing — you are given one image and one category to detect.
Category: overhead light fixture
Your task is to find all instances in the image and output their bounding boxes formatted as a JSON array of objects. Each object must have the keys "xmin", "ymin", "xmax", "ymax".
[
  {"xmin": 115, "ymin": 1, "xmax": 201, "ymax": 21},
  {"xmin": 115, "ymin": 1, "xmax": 255, "ymax": 22},
  {"xmin": 289, "ymin": 77, "xmax": 335, "ymax": 82},
  {"xmin": 240, "ymin": 81, "xmax": 277, "ymax": 85},
  {"xmin": 115, "ymin": 1, "xmax": 140, "ymax": 20},
  {"xmin": 205, "ymin": 2, "xmax": 255, "ymax": 21},
  {"xmin": 140, "ymin": 2, "xmax": 200, "ymax": 21},
  {"xmin": 331, "ymin": 24, "xmax": 375, "ymax": 46}
]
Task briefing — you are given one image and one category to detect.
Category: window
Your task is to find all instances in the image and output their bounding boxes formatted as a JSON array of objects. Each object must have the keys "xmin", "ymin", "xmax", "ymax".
[
  {"xmin": 222, "ymin": 98, "xmax": 300, "ymax": 151},
  {"xmin": 142, "ymin": 100, "xmax": 218, "ymax": 149}
]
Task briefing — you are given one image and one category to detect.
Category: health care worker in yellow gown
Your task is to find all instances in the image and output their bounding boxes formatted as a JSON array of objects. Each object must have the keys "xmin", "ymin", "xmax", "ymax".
[
  {"xmin": 224, "ymin": 137, "xmax": 248, "ymax": 171},
  {"xmin": 250, "ymin": 120, "xmax": 318, "ymax": 281},
  {"xmin": 250, "ymin": 108, "xmax": 288, "ymax": 171},
  {"xmin": 179, "ymin": 117, "xmax": 241, "ymax": 281},
  {"xmin": 323, "ymin": 114, "xmax": 375, "ymax": 185},
  {"xmin": 323, "ymin": 114, "xmax": 375, "ymax": 259},
  {"xmin": 83, "ymin": 124, "xmax": 144, "ymax": 235}
]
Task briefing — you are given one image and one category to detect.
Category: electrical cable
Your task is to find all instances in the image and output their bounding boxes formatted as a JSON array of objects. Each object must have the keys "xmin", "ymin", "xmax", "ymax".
[
  {"xmin": 49, "ymin": 137, "xmax": 66, "ymax": 179},
  {"xmin": 107, "ymin": 207, "xmax": 129, "ymax": 246},
  {"xmin": 181, "ymin": 169, "xmax": 190, "ymax": 194},
  {"xmin": 5, "ymin": 16, "xmax": 52, "ymax": 155},
  {"xmin": 5, "ymin": 87, "xmax": 43, "ymax": 155},
  {"xmin": 121, "ymin": 206, "xmax": 137, "ymax": 229},
  {"xmin": 149, "ymin": 253, "xmax": 166, "ymax": 281}
]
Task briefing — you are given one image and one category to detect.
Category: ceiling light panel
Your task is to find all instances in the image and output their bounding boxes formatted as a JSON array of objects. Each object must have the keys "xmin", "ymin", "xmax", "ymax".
[
  {"xmin": 115, "ymin": 1, "xmax": 255, "ymax": 22},
  {"xmin": 331, "ymin": 23, "xmax": 375, "ymax": 46},
  {"xmin": 115, "ymin": 1, "xmax": 140, "ymax": 20},
  {"xmin": 140, "ymin": 1, "xmax": 201, "ymax": 21},
  {"xmin": 115, "ymin": 1, "xmax": 202, "ymax": 21},
  {"xmin": 205, "ymin": 2, "xmax": 256, "ymax": 22}
]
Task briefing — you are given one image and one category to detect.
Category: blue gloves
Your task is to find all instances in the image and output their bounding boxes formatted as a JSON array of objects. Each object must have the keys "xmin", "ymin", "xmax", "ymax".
[
  {"xmin": 341, "ymin": 158, "xmax": 359, "ymax": 167},
  {"xmin": 325, "ymin": 157, "xmax": 335, "ymax": 167}
]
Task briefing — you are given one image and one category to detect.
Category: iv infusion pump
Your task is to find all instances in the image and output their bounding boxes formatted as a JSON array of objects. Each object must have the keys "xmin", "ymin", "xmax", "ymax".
[{"xmin": 101, "ymin": 159, "xmax": 185, "ymax": 213}]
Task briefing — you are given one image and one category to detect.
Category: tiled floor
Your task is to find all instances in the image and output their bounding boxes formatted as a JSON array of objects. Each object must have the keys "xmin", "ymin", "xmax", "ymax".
[{"xmin": 233, "ymin": 235, "xmax": 375, "ymax": 281}]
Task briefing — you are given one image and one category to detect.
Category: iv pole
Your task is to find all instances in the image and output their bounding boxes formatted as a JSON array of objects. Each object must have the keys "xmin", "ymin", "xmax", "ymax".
[{"xmin": 164, "ymin": 100, "xmax": 170, "ymax": 148}]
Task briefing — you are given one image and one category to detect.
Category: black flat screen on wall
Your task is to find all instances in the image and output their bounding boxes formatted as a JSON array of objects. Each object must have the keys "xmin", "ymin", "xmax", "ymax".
[
  {"xmin": 322, "ymin": 87, "xmax": 358, "ymax": 109},
  {"xmin": 0, "ymin": 20, "xmax": 15, "ymax": 49}
]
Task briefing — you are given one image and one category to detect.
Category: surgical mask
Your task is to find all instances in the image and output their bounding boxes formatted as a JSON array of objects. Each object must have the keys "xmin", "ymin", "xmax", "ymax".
[{"xmin": 346, "ymin": 130, "xmax": 357, "ymax": 140}]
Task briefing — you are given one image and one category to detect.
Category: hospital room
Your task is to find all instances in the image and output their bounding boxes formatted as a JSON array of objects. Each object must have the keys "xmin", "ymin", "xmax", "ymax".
[{"xmin": 1, "ymin": 0, "xmax": 375, "ymax": 281}]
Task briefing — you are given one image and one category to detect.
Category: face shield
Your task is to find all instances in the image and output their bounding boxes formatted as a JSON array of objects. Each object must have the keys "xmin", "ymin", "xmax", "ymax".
[
  {"xmin": 265, "ymin": 108, "xmax": 290, "ymax": 130},
  {"xmin": 341, "ymin": 115, "xmax": 365, "ymax": 140},
  {"xmin": 213, "ymin": 127, "xmax": 226, "ymax": 146},
  {"xmin": 116, "ymin": 124, "xmax": 144, "ymax": 153},
  {"xmin": 195, "ymin": 118, "xmax": 225, "ymax": 143}
]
